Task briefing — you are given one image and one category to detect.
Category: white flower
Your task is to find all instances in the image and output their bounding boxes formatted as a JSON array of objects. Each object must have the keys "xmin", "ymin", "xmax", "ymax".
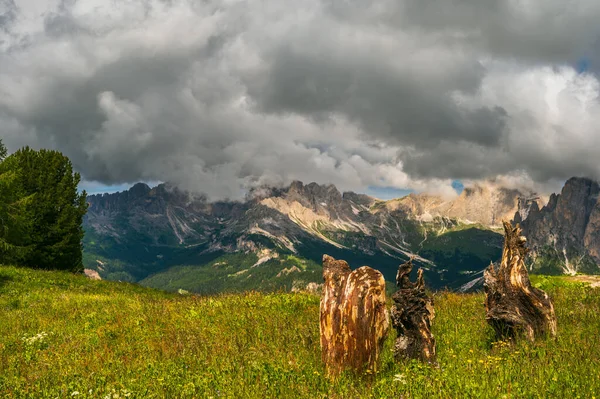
[
  {"xmin": 22, "ymin": 331, "xmax": 49, "ymax": 346},
  {"xmin": 394, "ymin": 373, "xmax": 407, "ymax": 385}
]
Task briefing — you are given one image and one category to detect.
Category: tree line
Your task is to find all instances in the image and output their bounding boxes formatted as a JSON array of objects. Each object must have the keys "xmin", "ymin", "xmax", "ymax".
[{"xmin": 0, "ymin": 138, "xmax": 87, "ymax": 272}]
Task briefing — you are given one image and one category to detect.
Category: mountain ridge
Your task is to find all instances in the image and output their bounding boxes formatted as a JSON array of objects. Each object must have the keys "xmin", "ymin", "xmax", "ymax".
[{"xmin": 82, "ymin": 179, "xmax": 554, "ymax": 293}]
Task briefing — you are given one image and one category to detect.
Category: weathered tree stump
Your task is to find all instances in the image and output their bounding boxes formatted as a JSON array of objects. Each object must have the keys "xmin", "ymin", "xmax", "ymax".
[
  {"xmin": 390, "ymin": 259, "xmax": 436, "ymax": 363},
  {"xmin": 484, "ymin": 221, "xmax": 557, "ymax": 340},
  {"xmin": 320, "ymin": 255, "xmax": 389, "ymax": 376}
]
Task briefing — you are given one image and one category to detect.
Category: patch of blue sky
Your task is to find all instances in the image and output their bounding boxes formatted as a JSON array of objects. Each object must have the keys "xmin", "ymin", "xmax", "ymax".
[
  {"xmin": 576, "ymin": 58, "xmax": 590, "ymax": 73},
  {"xmin": 452, "ymin": 180, "xmax": 464, "ymax": 194}
]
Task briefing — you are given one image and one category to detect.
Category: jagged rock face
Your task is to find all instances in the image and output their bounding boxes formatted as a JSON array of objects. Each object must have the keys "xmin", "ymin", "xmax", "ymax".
[
  {"xmin": 446, "ymin": 185, "xmax": 521, "ymax": 226},
  {"xmin": 515, "ymin": 196, "xmax": 540, "ymax": 222},
  {"xmin": 585, "ymin": 204, "xmax": 600, "ymax": 261},
  {"xmin": 264, "ymin": 180, "xmax": 376, "ymax": 227},
  {"xmin": 517, "ymin": 177, "xmax": 600, "ymax": 274},
  {"xmin": 86, "ymin": 183, "xmax": 244, "ymax": 246},
  {"xmin": 387, "ymin": 182, "xmax": 540, "ymax": 227}
]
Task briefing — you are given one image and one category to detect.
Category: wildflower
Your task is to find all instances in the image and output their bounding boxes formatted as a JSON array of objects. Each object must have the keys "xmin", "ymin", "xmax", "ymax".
[
  {"xmin": 393, "ymin": 374, "xmax": 407, "ymax": 385},
  {"xmin": 22, "ymin": 331, "xmax": 49, "ymax": 346},
  {"xmin": 71, "ymin": 392, "xmax": 79, "ymax": 396}
]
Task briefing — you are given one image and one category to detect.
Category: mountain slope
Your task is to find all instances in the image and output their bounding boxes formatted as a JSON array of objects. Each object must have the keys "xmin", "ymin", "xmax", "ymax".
[
  {"xmin": 383, "ymin": 182, "xmax": 543, "ymax": 227},
  {"xmin": 515, "ymin": 177, "xmax": 600, "ymax": 275},
  {"xmin": 83, "ymin": 181, "xmax": 524, "ymax": 292}
]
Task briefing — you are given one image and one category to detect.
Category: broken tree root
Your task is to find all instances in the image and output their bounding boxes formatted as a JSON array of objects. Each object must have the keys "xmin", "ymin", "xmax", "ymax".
[
  {"xmin": 391, "ymin": 259, "xmax": 436, "ymax": 363},
  {"xmin": 484, "ymin": 221, "xmax": 557, "ymax": 341}
]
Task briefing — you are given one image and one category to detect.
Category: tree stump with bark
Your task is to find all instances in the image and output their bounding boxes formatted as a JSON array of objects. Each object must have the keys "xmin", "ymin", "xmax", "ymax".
[
  {"xmin": 484, "ymin": 221, "xmax": 557, "ymax": 341},
  {"xmin": 320, "ymin": 255, "xmax": 389, "ymax": 376},
  {"xmin": 390, "ymin": 259, "xmax": 436, "ymax": 363}
]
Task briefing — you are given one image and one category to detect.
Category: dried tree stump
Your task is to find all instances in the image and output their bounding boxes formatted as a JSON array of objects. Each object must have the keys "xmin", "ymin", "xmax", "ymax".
[
  {"xmin": 320, "ymin": 255, "xmax": 389, "ymax": 376},
  {"xmin": 484, "ymin": 221, "xmax": 557, "ymax": 341},
  {"xmin": 390, "ymin": 259, "xmax": 436, "ymax": 363}
]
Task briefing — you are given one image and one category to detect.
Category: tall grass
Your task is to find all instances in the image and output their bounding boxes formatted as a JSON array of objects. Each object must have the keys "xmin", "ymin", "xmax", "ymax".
[{"xmin": 1, "ymin": 265, "xmax": 599, "ymax": 398}]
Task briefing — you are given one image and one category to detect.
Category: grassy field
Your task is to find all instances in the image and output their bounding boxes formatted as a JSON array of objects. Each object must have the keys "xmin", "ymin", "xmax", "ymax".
[{"xmin": 1, "ymin": 265, "xmax": 599, "ymax": 398}]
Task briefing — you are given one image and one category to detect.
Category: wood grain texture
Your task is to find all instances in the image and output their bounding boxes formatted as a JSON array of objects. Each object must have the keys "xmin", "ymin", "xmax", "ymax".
[
  {"xmin": 484, "ymin": 221, "xmax": 557, "ymax": 341},
  {"xmin": 320, "ymin": 255, "xmax": 389, "ymax": 376}
]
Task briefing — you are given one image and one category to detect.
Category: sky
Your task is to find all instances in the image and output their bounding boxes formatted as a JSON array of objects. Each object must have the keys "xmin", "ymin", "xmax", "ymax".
[{"xmin": 1, "ymin": 0, "xmax": 600, "ymax": 200}]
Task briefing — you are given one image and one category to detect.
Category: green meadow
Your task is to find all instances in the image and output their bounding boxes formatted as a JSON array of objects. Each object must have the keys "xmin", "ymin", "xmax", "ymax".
[{"xmin": 1, "ymin": 265, "xmax": 599, "ymax": 398}]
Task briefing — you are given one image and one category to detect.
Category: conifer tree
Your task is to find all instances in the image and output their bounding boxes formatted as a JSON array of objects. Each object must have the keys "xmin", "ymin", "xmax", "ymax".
[
  {"xmin": 0, "ymin": 138, "xmax": 6, "ymax": 161},
  {"xmin": 0, "ymin": 147, "xmax": 88, "ymax": 271},
  {"xmin": 0, "ymin": 138, "xmax": 25, "ymax": 261},
  {"xmin": 0, "ymin": 161, "xmax": 27, "ymax": 260}
]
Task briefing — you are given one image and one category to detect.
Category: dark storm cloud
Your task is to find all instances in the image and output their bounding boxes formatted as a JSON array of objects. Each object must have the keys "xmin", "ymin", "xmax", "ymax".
[
  {"xmin": 245, "ymin": 44, "xmax": 506, "ymax": 149},
  {"xmin": 1, "ymin": 0, "xmax": 600, "ymax": 199},
  {"xmin": 324, "ymin": 0, "xmax": 599, "ymax": 63},
  {"xmin": 0, "ymin": 0, "xmax": 16, "ymax": 27}
]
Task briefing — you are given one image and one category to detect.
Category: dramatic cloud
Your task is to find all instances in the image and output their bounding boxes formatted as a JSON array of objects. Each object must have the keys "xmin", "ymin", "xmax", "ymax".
[{"xmin": 1, "ymin": 0, "xmax": 600, "ymax": 199}]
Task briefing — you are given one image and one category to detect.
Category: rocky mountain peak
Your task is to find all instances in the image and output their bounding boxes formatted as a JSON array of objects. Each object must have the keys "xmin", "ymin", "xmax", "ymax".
[
  {"xmin": 285, "ymin": 181, "xmax": 343, "ymax": 207},
  {"xmin": 556, "ymin": 177, "xmax": 600, "ymax": 224},
  {"xmin": 516, "ymin": 176, "xmax": 600, "ymax": 274},
  {"xmin": 129, "ymin": 182, "xmax": 151, "ymax": 198},
  {"xmin": 514, "ymin": 195, "xmax": 541, "ymax": 224},
  {"xmin": 545, "ymin": 193, "xmax": 559, "ymax": 212},
  {"xmin": 288, "ymin": 180, "xmax": 305, "ymax": 195}
]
